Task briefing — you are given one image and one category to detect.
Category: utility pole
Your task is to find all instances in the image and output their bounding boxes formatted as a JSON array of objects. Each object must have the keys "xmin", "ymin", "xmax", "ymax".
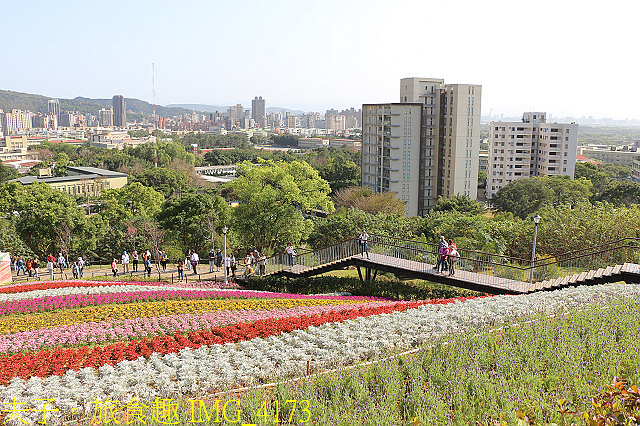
[{"xmin": 153, "ymin": 63, "xmax": 157, "ymax": 168}]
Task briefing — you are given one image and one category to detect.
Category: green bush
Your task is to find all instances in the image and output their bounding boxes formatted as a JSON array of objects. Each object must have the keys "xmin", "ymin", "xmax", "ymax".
[{"xmin": 243, "ymin": 275, "xmax": 480, "ymax": 300}]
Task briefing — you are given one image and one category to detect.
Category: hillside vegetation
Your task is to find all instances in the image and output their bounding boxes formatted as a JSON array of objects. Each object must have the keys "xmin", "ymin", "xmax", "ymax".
[{"xmin": 0, "ymin": 89, "xmax": 199, "ymax": 118}]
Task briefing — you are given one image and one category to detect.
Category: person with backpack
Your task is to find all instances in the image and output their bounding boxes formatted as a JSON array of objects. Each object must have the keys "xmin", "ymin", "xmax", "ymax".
[
  {"xmin": 447, "ymin": 239, "xmax": 459, "ymax": 276},
  {"xmin": 160, "ymin": 252, "xmax": 168, "ymax": 271}
]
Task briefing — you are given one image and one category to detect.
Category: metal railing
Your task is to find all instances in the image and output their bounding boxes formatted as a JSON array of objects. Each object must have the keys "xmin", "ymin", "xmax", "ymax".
[{"xmin": 265, "ymin": 235, "xmax": 640, "ymax": 290}]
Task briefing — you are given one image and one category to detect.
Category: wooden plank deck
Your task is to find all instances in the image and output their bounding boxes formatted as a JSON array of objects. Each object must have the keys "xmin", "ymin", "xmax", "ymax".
[
  {"xmin": 276, "ymin": 253, "xmax": 530, "ymax": 295},
  {"xmin": 270, "ymin": 254, "xmax": 640, "ymax": 295}
]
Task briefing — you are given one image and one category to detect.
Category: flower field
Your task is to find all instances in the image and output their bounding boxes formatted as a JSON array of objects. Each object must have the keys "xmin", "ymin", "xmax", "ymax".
[{"xmin": 0, "ymin": 280, "xmax": 639, "ymax": 425}]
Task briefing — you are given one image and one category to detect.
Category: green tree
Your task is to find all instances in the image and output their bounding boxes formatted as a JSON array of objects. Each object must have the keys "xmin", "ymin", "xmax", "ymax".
[
  {"xmin": 228, "ymin": 159, "xmax": 334, "ymax": 253},
  {"xmin": 130, "ymin": 167, "xmax": 192, "ymax": 198},
  {"xmin": 0, "ymin": 218, "xmax": 33, "ymax": 258},
  {"xmin": 158, "ymin": 193, "xmax": 229, "ymax": 253},
  {"xmin": 307, "ymin": 208, "xmax": 415, "ymax": 249},
  {"xmin": 596, "ymin": 181, "xmax": 640, "ymax": 207},
  {"xmin": 332, "ymin": 187, "xmax": 406, "ymax": 215},
  {"xmin": 490, "ymin": 176, "xmax": 592, "ymax": 218},
  {"xmin": 433, "ymin": 194, "xmax": 484, "ymax": 215},
  {"xmin": 574, "ymin": 162, "xmax": 610, "ymax": 197},
  {"xmin": 315, "ymin": 157, "xmax": 360, "ymax": 192},
  {"xmin": 533, "ymin": 201, "xmax": 640, "ymax": 259},
  {"xmin": 0, "ymin": 163, "xmax": 19, "ymax": 183},
  {"xmin": 0, "ymin": 182, "xmax": 105, "ymax": 258},
  {"xmin": 98, "ymin": 182, "xmax": 164, "ymax": 225}
]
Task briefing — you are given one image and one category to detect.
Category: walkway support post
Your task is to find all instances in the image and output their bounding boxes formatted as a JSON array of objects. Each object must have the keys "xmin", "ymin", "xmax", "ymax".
[{"xmin": 530, "ymin": 214, "xmax": 541, "ymax": 286}]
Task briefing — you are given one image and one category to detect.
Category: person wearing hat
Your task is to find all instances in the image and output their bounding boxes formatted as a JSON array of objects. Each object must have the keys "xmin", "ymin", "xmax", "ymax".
[
  {"xmin": 435, "ymin": 236, "xmax": 449, "ymax": 273},
  {"xmin": 77, "ymin": 257, "xmax": 85, "ymax": 278},
  {"xmin": 121, "ymin": 251, "xmax": 130, "ymax": 274}
]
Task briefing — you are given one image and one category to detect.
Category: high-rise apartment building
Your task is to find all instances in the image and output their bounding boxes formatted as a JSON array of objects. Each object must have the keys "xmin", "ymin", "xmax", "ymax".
[
  {"xmin": 48, "ymin": 99, "xmax": 60, "ymax": 128},
  {"xmin": 112, "ymin": 95, "xmax": 126, "ymax": 127},
  {"xmin": 362, "ymin": 78, "xmax": 482, "ymax": 216},
  {"xmin": 99, "ymin": 108, "xmax": 113, "ymax": 127},
  {"xmin": 487, "ymin": 112, "xmax": 578, "ymax": 199},
  {"xmin": 0, "ymin": 109, "xmax": 33, "ymax": 135},
  {"xmin": 251, "ymin": 96, "xmax": 266, "ymax": 128},
  {"xmin": 227, "ymin": 104, "xmax": 244, "ymax": 120},
  {"xmin": 362, "ymin": 77, "xmax": 481, "ymax": 216}
]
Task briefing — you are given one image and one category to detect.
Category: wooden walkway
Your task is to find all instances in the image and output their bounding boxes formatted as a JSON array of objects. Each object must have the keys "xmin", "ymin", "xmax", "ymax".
[{"xmin": 272, "ymin": 254, "xmax": 640, "ymax": 295}]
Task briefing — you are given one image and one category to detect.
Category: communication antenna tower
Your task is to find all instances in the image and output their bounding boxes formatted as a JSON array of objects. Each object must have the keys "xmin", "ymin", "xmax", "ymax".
[{"xmin": 153, "ymin": 63, "xmax": 157, "ymax": 168}]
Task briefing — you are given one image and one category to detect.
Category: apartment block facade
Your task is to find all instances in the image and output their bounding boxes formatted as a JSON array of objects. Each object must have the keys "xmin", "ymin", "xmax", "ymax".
[
  {"xmin": 112, "ymin": 95, "xmax": 126, "ymax": 128},
  {"xmin": 362, "ymin": 77, "xmax": 481, "ymax": 217},
  {"xmin": 487, "ymin": 112, "xmax": 578, "ymax": 199}
]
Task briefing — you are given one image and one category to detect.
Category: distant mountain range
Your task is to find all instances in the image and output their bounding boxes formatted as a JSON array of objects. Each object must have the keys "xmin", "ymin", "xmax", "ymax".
[
  {"xmin": 168, "ymin": 103, "xmax": 307, "ymax": 116},
  {"xmin": 0, "ymin": 89, "xmax": 201, "ymax": 118}
]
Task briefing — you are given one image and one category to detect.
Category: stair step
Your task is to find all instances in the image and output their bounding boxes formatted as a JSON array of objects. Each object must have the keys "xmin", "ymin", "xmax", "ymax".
[
  {"xmin": 613, "ymin": 264, "xmax": 623, "ymax": 275},
  {"xmin": 594, "ymin": 268, "xmax": 605, "ymax": 279},
  {"xmin": 577, "ymin": 271, "xmax": 588, "ymax": 282},
  {"xmin": 586, "ymin": 270, "xmax": 597, "ymax": 280},
  {"xmin": 568, "ymin": 273, "xmax": 580, "ymax": 284},
  {"xmin": 603, "ymin": 266, "xmax": 614, "ymax": 276}
]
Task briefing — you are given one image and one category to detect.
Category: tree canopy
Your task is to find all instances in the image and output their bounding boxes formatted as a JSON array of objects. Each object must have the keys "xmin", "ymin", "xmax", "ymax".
[
  {"xmin": 490, "ymin": 176, "xmax": 592, "ymax": 218},
  {"xmin": 433, "ymin": 194, "xmax": 484, "ymax": 215},
  {"xmin": 228, "ymin": 159, "xmax": 334, "ymax": 253}
]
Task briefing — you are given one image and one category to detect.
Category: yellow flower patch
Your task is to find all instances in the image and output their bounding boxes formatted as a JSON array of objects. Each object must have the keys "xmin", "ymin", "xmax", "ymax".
[{"xmin": 0, "ymin": 298, "xmax": 363, "ymax": 334}]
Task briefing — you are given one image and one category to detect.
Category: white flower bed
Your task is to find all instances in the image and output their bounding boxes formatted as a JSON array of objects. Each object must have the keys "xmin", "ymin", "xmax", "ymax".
[{"xmin": 2, "ymin": 284, "xmax": 640, "ymax": 424}]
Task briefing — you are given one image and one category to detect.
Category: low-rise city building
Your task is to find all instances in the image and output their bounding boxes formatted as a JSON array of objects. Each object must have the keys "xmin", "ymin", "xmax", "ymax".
[{"xmin": 10, "ymin": 166, "xmax": 127, "ymax": 196}]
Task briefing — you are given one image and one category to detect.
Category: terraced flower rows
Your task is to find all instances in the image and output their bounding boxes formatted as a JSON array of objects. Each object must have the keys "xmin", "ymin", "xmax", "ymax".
[{"xmin": 3, "ymin": 279, "xmax": 638, "ymax": 425}]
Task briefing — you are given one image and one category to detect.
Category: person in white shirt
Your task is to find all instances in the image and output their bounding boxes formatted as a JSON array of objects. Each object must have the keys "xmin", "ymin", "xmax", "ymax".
[
  {"xmin": 358, "ymin": 230, "xmax": 369, "ymax": 259},
  {"xmin": 190, "ymin": 251, "xmax": 199, "ymax": 275},
  {"xmin": 121, "ymin": 251, "xmax": 130, "ymax": 274},
  {"xmin": 77, "ymin": 257, "xmax": 85, "ymax": 278},
  {"xmin": 285, "ymin": 243, "xmax": 296, "ymax": 267}
]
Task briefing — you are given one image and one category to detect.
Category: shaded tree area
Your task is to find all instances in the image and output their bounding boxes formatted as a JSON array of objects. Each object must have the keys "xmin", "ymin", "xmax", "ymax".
[
  {"xmin": 270, "ymin": 134, "xmax": 299, "ymax": 146},
  {"xmin": 332, "ymin": 187, "xmax": 405, "ymax": 215},
  {"xmin": 203, "ymin": 148, "xmax": 296, "ymax": 166},
  {"xmin": 489, "ymin": 175, "xmax": 592, "ymax": 219},
  {"xmin": 433, "ymin": 194, "xmax": 484, "ymax": 215}
]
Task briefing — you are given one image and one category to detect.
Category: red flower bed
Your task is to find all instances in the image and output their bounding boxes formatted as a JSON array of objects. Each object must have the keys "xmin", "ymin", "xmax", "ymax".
[{"xmin": 0, "ymin": 296, "xmax": 474, "ymax": 384}]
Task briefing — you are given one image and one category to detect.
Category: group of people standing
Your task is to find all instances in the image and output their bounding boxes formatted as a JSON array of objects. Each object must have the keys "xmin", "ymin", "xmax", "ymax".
[
  {"xmin": 13, "ymin": 256, "xmax": 40, "ymax": 279},
  {"xmin": 435, "ymin": 236, "xmax": 459, "ymax": 276},
  {"xmin": 111, "ymin": 250, "xmax": 154, "ymax": 277}
]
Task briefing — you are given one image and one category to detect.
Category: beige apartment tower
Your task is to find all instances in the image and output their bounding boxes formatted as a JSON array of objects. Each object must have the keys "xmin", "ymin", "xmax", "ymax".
[
  {"xmin": 487, "ymin": 112, "xmax": 578, "ymax": 199},
  {"xmin": 362, "ymin": 77, "xmax": 481, "ymax": 217}
]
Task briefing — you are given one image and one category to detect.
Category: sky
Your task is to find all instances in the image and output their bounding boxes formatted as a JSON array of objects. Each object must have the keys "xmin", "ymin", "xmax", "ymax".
[{"xmin": 1, "ymin": 0, "xmax": 638, "ymax": 120}]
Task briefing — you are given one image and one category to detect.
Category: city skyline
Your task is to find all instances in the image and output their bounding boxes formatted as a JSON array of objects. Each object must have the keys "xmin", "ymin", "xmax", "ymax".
[{"xmin": 1, "ymin": 0, "xmax": 637, "ymax": 120}]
